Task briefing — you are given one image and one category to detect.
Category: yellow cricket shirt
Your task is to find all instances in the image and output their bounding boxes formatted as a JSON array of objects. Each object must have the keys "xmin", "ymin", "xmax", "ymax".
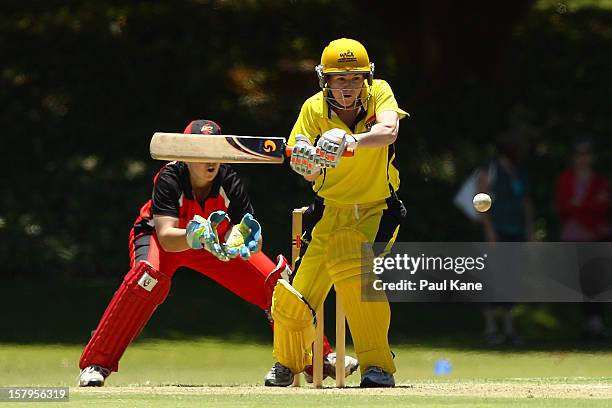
[{"xmin": 288, "ymin": 79, "xmax": 409, "ymax": 204}]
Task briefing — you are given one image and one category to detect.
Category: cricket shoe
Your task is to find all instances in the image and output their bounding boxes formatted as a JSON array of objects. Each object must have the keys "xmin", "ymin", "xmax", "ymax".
[
  {"xmin": 303, "ymin": 353, "xmax": 359, "ymax": 383},
  {"xmin": 78, "ymin": 365, "xmax": 110, "ymax": 387},
  {"xmin": 359, "ymin": 366, "xmax": 395, "ymax": 388},
  {"xmin": 264, "ymin": 362, "xmax": 294, "ymax": 387}
]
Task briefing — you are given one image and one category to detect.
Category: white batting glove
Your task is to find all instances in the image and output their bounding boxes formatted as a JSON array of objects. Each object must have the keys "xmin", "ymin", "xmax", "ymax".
[
  {"xmin": 290, "ymin": 135, "xmax": 321, "ymax": 177},
  {"xmin": 316, "ymin": 128, "xmax": 356, "ymax": 168}
]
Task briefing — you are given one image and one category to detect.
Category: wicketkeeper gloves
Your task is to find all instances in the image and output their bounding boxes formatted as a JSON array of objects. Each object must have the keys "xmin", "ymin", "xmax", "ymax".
[
  {"xmin": 186, "ymin": 211, "xmax": 230, "ymax": 261},
  {"xmin": 225, "ymin": 213, "xmax": 262, "ymax": 260},
  {"xmin": 186, "ymin": 211, "xmax": 262, "ymax": 261}
]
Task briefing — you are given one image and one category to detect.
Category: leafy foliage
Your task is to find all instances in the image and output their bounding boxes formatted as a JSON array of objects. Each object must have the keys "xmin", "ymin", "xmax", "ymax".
[{"xmin": 1, "ymin": 0, "xmax": 610, "ymax": 276}]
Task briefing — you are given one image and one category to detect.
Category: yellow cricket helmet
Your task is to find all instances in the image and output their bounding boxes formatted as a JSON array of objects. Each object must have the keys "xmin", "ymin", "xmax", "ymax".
[
  {"xmin": 316, "ymin": 38, "xmax": 375, "ymax": 88},
  {"xmin": 315, "ymin": 38, "xmax": 375, "ymax": 110}
]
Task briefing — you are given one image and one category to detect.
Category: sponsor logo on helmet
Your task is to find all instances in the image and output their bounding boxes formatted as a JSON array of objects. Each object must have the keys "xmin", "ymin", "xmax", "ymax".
[
  {"xmin": 338, "ymin": 50, "xmax": 357, "ymax": 63},
  {"xmin": 200, "ymin": 123, "xmax": 215, "ymax": 134},
  {"xmin": 263, "ymin": 140, "xmax": 277, "ymax": 152},
  {"xmin": 365, "ymin": 115, "xmax": 377, "ymax": 130}
]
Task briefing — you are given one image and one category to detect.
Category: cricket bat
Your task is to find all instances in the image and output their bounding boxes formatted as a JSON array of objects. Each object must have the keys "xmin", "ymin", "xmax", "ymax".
[{"xmin": 149, "ymin": 132, "xmax": 354, "ymax": 164}]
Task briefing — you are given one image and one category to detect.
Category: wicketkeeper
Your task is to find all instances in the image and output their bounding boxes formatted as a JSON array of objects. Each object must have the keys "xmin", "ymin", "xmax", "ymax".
[{"xmin": 78, "ymin": 119, "xmax": 356, "ymax": 386}]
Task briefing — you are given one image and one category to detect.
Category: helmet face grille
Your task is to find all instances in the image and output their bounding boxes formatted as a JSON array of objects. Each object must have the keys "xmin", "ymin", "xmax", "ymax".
[{"xmin": 323, "ymin": 84, "xmax": 371, "ymax": 111}]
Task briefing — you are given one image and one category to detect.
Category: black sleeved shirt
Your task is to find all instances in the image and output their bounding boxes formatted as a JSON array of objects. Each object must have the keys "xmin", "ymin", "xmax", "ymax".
[{"xmin": 133, "ymin": 162, "xmax": 253, "ymax": 237}]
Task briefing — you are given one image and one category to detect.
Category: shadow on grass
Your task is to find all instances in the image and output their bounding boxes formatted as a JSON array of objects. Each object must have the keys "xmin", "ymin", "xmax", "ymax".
[{"xmin": 1, "ymin": 268, "xmax": 611, "ymax": 352}]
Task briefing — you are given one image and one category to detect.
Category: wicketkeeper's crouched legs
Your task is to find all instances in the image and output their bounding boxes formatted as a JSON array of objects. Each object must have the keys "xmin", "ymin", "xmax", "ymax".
[
  {"xmin": 79, "ymin": 261, "xmax": 171, "ymax": 372},
  {"xmin": 327, "ymin": 228, "xmax": 396, "ymax": 375}
]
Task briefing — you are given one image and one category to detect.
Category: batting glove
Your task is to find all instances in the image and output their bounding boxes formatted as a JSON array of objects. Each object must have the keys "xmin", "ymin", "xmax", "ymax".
[
  {"xmin": 224, "ymin": 213, "xmax": 262, "ymax": 260},
  {"xmin": 186, "ymin": 211, "xmax": 230, "ymax": 261},
  {"xmin": 289, "ymin": 135, "xmax": 321, "ymax": 177},
  {"xmin": 316, "ymin": 128, "xmax": 357, "ymax": 168}
]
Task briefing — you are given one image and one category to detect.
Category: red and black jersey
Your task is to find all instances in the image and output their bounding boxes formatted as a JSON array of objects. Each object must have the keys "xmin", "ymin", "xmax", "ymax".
[{"xmin": 132, "ymin": 162, "xmax": 253, "ymax": 239}]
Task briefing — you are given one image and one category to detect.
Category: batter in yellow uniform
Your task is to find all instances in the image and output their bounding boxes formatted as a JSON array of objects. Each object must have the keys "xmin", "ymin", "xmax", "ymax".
[{"xmin": 265, "ymin": 38, "xmax": 408, "ymax": 388}]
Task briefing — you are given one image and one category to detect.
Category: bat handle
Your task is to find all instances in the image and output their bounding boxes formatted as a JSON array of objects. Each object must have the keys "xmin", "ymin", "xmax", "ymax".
[{"xmin": 284, "ymin": 146, "xmax": 355, "ymax": 158}]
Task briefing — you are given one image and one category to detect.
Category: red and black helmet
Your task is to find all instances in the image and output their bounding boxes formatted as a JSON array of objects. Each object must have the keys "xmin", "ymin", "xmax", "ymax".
[{"xmin": 183, "ymin": 119, "xmax": 222, "ymax": 135}]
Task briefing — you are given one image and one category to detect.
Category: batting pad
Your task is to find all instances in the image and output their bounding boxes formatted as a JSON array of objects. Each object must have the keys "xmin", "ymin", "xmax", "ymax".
[
  {"xmin": 271, "ymin": 279, "xmax": 316, "ymax": 374},
  {"xmin": 79, "ymin": 261, "xmax": 171, "ymax": 372},
  {"xmin": 326, "ymin": 228, "xmax": 396, "ymax": 375}
]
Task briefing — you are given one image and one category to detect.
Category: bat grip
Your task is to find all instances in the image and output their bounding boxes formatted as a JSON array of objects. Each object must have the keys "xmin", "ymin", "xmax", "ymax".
[{"xmin": 284, "ymin": 146, "xmax": 355, "ymax": 158}]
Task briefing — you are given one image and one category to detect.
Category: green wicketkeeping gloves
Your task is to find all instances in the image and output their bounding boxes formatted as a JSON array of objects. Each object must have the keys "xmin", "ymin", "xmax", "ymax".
[{"xmin": 186, "ymin": 212, "xmax": 261, "ymax": 261}]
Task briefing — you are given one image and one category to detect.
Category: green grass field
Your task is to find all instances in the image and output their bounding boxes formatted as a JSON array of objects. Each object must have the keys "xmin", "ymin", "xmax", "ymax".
[
  {"xmin": 2, "ymin": 276, "xmax": 612, "ymax": 406},
  {"xmin": 2, "ymin": 338, "xmax": 612, "ymax": 407}
]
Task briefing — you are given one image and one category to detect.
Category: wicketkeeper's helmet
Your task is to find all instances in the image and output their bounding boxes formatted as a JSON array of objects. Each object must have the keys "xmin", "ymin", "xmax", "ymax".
[{"xmin": 183, "ymin": 119, "xmax": 222, "ymax": 135}]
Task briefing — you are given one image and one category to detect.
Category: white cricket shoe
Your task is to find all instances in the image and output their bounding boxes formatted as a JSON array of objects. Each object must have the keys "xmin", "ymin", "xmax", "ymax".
[{"xmin": 78, "ymin": 365, "xmax": 110, "ymax": 387}]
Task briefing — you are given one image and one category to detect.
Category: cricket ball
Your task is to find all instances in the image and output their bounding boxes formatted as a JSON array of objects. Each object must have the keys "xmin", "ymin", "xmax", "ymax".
[{"xmin": 473, "ymin": 193, "xmax": 492, "ymax": 213}]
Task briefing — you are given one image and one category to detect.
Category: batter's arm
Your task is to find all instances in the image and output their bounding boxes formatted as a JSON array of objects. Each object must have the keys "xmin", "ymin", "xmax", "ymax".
[{"xmin": 351, "ymin": 110, "xmax": 399, "ymax": 147}]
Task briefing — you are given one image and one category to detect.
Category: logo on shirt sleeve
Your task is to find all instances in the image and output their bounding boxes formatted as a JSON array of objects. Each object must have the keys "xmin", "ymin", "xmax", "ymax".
[{"xmin": 365, "ymin": 115, "xmax": 377, "ymax": 130}]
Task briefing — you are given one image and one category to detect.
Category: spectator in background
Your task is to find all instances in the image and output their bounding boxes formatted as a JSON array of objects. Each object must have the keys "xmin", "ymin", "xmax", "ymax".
[
  {"xmin": 554, "ymin": 136, "xmax": 610, "ymax": 342},
  {"xmin": 477, "ymin": 128, "xmax": 535, "ymax": 346}
]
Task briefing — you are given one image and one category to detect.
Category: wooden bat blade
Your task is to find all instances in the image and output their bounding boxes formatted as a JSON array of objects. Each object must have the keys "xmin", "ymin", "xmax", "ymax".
[{"xmin": 150, "ymin": 133, "xmax": 287, "ymax": 163}]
